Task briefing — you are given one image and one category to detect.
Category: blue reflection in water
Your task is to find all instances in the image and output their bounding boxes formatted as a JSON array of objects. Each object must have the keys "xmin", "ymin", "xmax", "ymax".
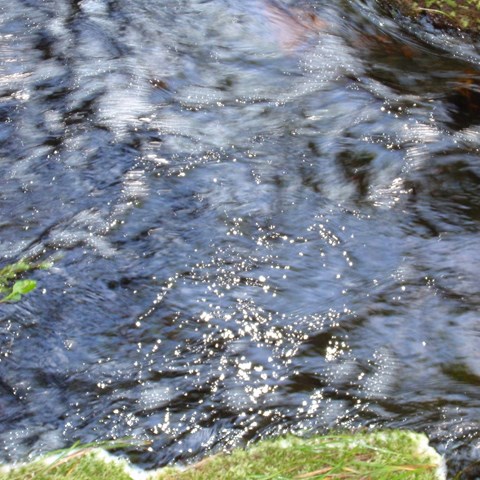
[{"xmin": 1, "ymin": 0, "xmax": 480, "ymax": 475}]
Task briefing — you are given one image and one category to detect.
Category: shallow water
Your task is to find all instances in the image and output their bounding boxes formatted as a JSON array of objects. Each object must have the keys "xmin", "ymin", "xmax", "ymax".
[{"xmin": 1, "ymin": 0, "xmax": 480, "ymax": 475}]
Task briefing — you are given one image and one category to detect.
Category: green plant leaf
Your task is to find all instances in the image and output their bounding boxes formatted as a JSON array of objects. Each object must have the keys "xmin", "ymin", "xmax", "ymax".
[
  {"xmin": 0, "ymin": 258, "xmax": 51, "ymax": 303},
  {"xmin": 1, "ymin": 293, "xmax": 21, "ymax": 302},
  {"xmin": 13, "ymin": 279, "xmax": 37, "ymax": 295},
  {"xmin": 1, "ymin": 279, "xmax": 37, "ymax": 303}
]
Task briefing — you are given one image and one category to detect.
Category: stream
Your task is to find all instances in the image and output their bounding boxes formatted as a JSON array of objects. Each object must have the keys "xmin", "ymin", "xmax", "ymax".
[{"xmin": 1, "ymin": 0, "xmax": 480, "ymax": 476}]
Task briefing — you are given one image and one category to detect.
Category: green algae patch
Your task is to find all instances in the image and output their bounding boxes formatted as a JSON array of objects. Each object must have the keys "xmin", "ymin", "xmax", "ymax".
[
  {"xmin": 379, "ymin": 0, "xmax": 480, "ymax": 34},
  {"xmin": 0, "ymin": 430, "xmax": 445, "ymax": 480}
]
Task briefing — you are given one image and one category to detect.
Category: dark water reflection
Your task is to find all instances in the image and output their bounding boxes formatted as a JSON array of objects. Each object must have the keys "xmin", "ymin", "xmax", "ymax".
[{"xmin": 1, "ymin": 0, "xmax": 480, "ymax": 475}]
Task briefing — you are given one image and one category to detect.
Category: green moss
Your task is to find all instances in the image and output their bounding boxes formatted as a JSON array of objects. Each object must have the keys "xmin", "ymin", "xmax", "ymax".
[
  {"xmin": 0, "ymin": 430, "xmax": 445, "ymax": 480},
  {"xmin": 379, "ymin": 0, "xmax": 480, "ymax": 33},
  {"xmin": 0, "ymin": 449, "xmax": 133, "ymax": 480},
  {"xmin": 153, "ymin": 431, "xmax": 443, "ymax": 480}
]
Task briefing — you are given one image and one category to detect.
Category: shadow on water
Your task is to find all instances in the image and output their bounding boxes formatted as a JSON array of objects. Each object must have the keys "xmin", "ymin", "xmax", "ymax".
[{"xmin": 1, "ymin": 0, "xmax": 480, "ymax": 476}]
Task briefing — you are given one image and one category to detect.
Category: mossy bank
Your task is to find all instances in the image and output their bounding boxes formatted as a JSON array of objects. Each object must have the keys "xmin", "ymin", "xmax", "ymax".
[
  {"xmin": 0, "ymin": 430, "xmax": 445, "ymax": 480},
  {"xmin": 379, "ymin": 0, "xmax": 480, "ymax": 33}
]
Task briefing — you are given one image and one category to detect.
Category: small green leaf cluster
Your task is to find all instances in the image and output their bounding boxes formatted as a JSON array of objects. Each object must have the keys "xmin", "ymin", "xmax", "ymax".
[{"xmin": 0, "ymin": 260, "xmax": 50, "ymax": 303}]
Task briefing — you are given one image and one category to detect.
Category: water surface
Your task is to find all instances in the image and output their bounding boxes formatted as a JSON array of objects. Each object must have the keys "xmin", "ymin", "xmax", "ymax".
[{"xmin": 1, "ymin": 0, "xmax": 480, "ymax": 476}]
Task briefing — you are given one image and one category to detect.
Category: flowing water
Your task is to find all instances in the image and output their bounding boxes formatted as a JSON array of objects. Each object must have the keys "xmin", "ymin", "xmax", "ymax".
[{"xmin": 1, "ymin": 0, "xmax": 480, "ymax": 476}]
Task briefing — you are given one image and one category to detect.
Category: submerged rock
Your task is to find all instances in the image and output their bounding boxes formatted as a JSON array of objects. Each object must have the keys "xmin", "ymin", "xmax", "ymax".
[
  {"xmin": 459, "ymin": 461, "xmax": 480, "ymax": 480},
  {"xmin": 261, "ymin": 0, "xmax": 327, "ymax": 52}
]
